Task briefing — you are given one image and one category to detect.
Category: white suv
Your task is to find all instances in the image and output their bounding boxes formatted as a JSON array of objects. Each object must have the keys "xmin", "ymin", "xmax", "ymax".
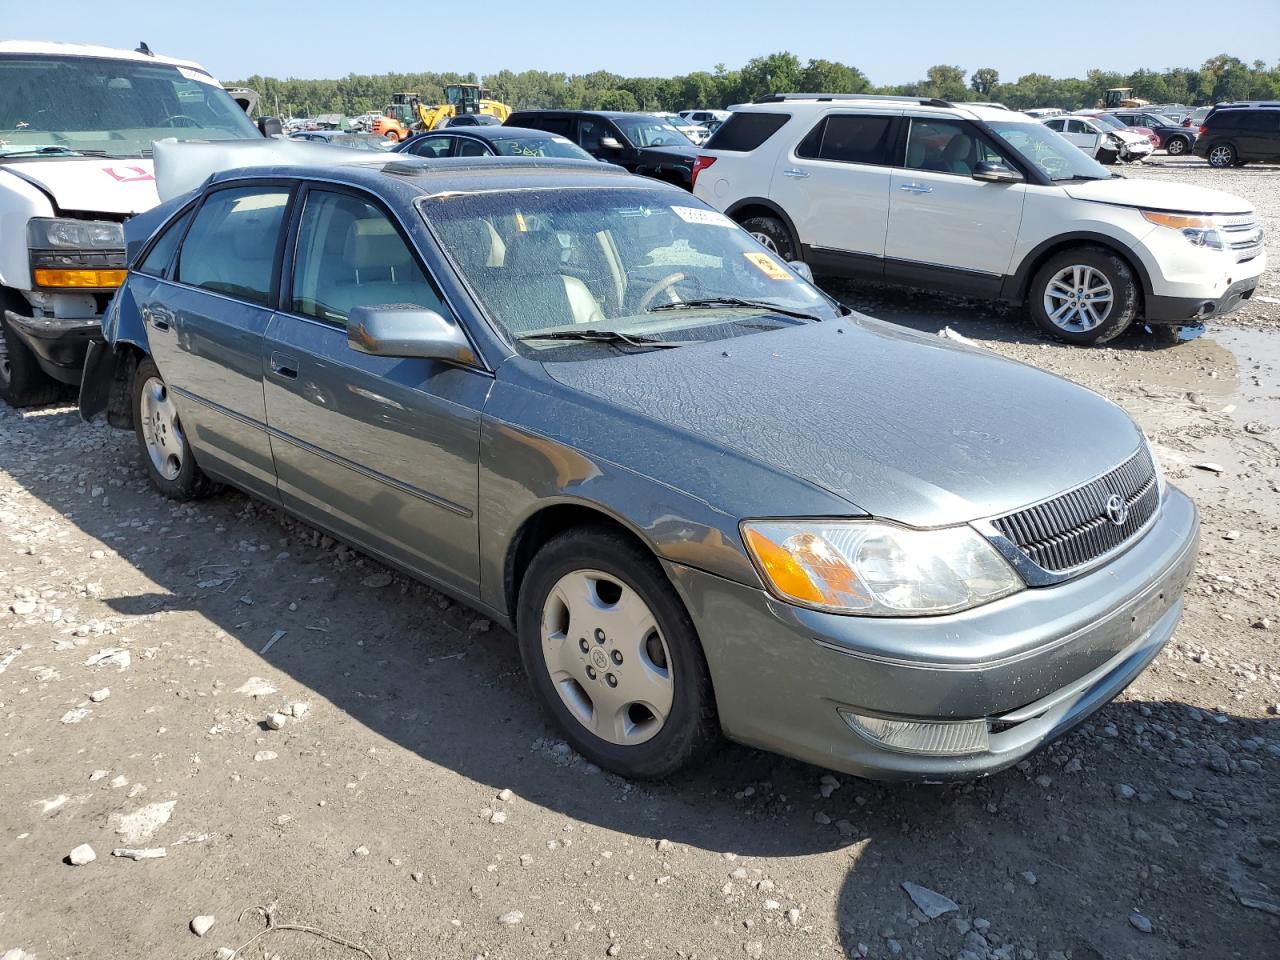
[{"xmin": 692, "ymin": 94, "xmax": 1265, "ymax": 345}]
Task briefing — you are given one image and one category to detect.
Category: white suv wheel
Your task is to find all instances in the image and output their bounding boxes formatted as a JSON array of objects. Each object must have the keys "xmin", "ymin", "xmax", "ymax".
[{"xmin": 1043, "ymin": 265, "xmax": 1114, "ymax": 333}]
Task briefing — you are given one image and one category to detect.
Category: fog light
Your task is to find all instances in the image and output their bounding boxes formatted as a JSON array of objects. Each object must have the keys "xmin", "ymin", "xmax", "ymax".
[{"xmin": 839, "ymin": 709, "xmax": 989, "ymax": 756}]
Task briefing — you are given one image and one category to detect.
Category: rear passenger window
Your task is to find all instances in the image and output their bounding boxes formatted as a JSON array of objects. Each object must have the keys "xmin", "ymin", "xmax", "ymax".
[
  {"xmin": 136, "ymin": 207, "xmax": 193, "ymax": 278},
  {"xmin": 704, "ymin": 112, "xmax": 790, "ymax": 151},
  {"xmin": 290, "ymin": 190, "xmax": 447, "ymax": 325},
  {"xmin": 455, "ymin": 138, "xmax": 490, "ymax": 157},
  {"xmin": 520, "ymin": 116, "xmax": 573, "ymax": 137},
  {"xmin": 177, "ymin": 187, "xmax": 290, "ymax": 306},
  {"xmin": 795, "ymin": 115, "xmax": 895, "ymax": 165}
]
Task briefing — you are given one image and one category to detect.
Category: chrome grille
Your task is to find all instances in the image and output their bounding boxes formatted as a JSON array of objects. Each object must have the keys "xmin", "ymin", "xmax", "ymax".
[
  {"xmin": 1221, "ymin": 216, "xmax": 1263, "ymax": 262},
  {"xmin": 992, "ymin": 447, "xmax": 1159, "ymax": 573}
]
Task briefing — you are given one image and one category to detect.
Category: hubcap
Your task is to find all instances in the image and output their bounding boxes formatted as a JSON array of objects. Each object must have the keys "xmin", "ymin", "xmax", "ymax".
[
  {"xmin": 540, "ymin": 569, "xmax": 674, "ymax": 746},
  {"xmin": 139, "ymin": 376, "xmax": 185, "ymax": 481},
  {"xmin": 1167, "ymin": 139, "xmax": 1185, "ymax": 155},
  {"xmin": 1210, "ymin": 146, "xmax": 1232, "ymax": 166},
  {"xmin": 1043, "ymin": 264, "xmax": 1114, "ymax": 333},
  {"xmin": 750, "ymin": 231, "xmax": 780, "ymax": 254}
]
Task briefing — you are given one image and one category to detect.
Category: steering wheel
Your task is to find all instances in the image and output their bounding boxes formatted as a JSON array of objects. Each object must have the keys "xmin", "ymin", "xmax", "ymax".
[
  {"xmin": 650, "ymin": 137, "xmax": 667, "ymax": 146},
  {"xmin": 1041, "ymin": 154, "xmax": 1068, "ymax": 176},
  {"xmin": 158, "ymin": 115, "xmax": 200, "ymax": 129},
  {"xmin": 636, "ymin": 272, "xmax": 687, "ymax": 312}
]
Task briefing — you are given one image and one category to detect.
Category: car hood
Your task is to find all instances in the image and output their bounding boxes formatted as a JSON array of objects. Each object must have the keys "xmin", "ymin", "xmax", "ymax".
[
  {"xmin": 0, "ymin": 157, "xmax": 158, "ymax": 215},
  {"xmin": 1063, "ymin": 177, "xmax": 1252, "ymax": 214},
  {"xmin": 542, "ymin": 317, "xmax": 1142, "ymax": 527},
  {"xmin": 641, "ymin": 144, "xmax": 698, "ymax": 161}
]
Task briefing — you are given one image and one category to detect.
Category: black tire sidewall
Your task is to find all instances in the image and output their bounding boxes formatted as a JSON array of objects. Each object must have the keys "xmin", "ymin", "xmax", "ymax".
[
  {"xmin": 131, "ymin": 356, "xmax": 212, "ymax": 500},
  {"xmin": 0, "ymin": 304, "xmax": 61, "ymax": 408},
  {"xmin": 516, "ymin": 527, "xmax": 717, "ymax": 779},
  {"xmin": 1028, "ymin": 247, "xmax": 1139, "ymax": 346},
  {"xmin": 739, "ymin": 216, "xmax": 798, "ymax": 262}
]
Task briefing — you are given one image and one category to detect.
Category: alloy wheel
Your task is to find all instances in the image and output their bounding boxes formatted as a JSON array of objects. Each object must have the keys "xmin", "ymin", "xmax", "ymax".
[
  {"xmin": 1043, "ymin": 264, "xmax": 1114, "ymax": 333},
  {"xmin": 539, "ymin": 569, "xmax": 674, "ymax": 746},
  {"xmin": 139, "ymin": 376, "xmax": 185, "ymax": 481},
  {"xmin": 750, "ymin": 231, "xmax": 779, "ymax": 253},
  {"xmin": 1166, "ymin": 138, "xmax": 1186, "ymax": 156},
  {"xmin": 1209, "ymin": 145, "xmax": 1234, "ymax": 167}
]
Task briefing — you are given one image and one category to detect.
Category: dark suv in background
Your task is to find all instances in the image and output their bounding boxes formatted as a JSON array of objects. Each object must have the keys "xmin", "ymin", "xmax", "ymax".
[
  {"xmin": 505, "ymin": 110, "xmax": 698, "ymax": 188},
  {"xmin": 1107, "ymin": 110, "xmax": 1196, "ymax": 155},
  {"xmin": 1193, "ymin": 103, "xmax": 1280, "ymax": 167}
]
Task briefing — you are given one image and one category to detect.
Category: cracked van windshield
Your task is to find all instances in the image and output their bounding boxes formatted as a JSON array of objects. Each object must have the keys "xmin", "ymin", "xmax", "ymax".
[
  {"xmin": 0, "ymin": 54, "xmax": 259, "ymax": 158},
  {"xmin": 421, "ymin": 186, "xmax": 840, "ymax": 351}
]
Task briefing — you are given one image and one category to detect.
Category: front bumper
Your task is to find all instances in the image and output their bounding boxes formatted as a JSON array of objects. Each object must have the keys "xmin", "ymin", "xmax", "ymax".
[
  {"xmin": 1146, "ymin": 275, "xmax": 1261, "ymax": 323},
  {"xmin": 666, "ymin": 485, "xmax": 1199, "ymax": 781},
  {"xmin": 3, "ymin": 309, "xmax": 102, "ymax": 385}
]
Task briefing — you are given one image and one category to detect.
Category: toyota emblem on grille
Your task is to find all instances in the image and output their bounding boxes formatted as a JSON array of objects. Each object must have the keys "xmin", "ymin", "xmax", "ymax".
[{"xmin": 1105, "ymin": 494, "xmax": 1129, "ymax": 526}]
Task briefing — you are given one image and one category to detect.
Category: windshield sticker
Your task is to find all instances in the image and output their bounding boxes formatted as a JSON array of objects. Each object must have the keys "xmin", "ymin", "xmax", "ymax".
[
  {"xmin": 176, "ymin": 66, "xmax": 220, "ymax": 87},
  {"xmin": 671, "ymin": 206, "xmax": 735, "ymax": 229},
  {"xmin": 103, "ymin": 165, "xmax": 154, "ymax": 183},
  {"xmin": 743, "ymin": 250, "xmax": 793, "ymax": 281}
]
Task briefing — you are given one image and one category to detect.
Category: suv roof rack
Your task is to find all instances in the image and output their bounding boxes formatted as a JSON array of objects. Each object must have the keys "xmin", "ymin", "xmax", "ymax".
[{"xmin": 754, "ymin": 93, "xmax": 954, "ymax": 108}]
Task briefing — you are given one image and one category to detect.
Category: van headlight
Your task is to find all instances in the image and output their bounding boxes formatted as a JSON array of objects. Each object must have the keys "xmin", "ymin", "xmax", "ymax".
[
  {"xmin": 741, "ymin": 520, "xmax": 1023, "ymax": 616},
  {"xmin": 1141, "ymin": 210, "xmax": 1225, "ymax": 251},
  {"xmin": 27, "ymin": 218, "xmax": 127, "ymax": 289}
]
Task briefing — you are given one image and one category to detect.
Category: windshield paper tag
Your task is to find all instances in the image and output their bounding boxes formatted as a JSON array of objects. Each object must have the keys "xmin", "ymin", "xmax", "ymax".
[
  {"xmin": 177, "ymin": 66, "xmax": 220, "ymax": 86},
  {"xmin": 671, "ymin": 206, "xmax": 735, "ymax": 228},
  {"xmin": 743, "ymin": 251, "xmax": 793, "ymax": 281}
]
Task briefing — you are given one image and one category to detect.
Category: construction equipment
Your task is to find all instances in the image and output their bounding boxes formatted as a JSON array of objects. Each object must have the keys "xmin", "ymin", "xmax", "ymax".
[
  {"xmin": 1099, "ymin": 87, "xmax": 1150, "ymax": 109},
  {"xmin": 372, "ymin": 84, "xmax": 511, "ymax": 141}
]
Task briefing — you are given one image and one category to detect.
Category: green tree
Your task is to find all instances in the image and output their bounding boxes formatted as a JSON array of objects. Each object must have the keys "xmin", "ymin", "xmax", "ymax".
[
  {"xmin": 593, "ymin": 88, "xmax": 638, "ymax": 112},
  {"xmin": 970, "ymin": 67, "xmax": 999, "ymax": 97},
  {"xmin": 736, "ymin": 52, "xmax": 803, "ymax": 102},
  {"xmin": 798, "ymin": 58, "xmax": 869, "ymax": 94}
]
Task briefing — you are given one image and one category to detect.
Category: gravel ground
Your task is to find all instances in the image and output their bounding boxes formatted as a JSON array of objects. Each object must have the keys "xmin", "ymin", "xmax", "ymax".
[{"xmin": 1, "ymin": 162, "xmax": 1277, "ymax": 960}]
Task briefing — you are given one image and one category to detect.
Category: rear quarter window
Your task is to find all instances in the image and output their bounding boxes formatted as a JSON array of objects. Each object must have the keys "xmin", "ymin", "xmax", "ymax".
[{"xmin": 703, "ymin": 112, "xmax": 790, "ymax": 152}]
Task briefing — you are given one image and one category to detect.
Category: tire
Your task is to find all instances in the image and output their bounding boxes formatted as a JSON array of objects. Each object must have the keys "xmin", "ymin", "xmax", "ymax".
[
  {"xmin": 1165, "ymin": 136, "xmax": 1188, "ymax": 156},
  {"xmin": 131, "ymin": 356, "xmax": 218, "ymax": 500},
  {"xmin": 1028, "ymin": 246, "xmax": 1140, "ymax": 346},
  {"xmin": 739, "ymin": 215, "xmax": 798, "ymax": 262},
  {"xmin": 1097, "ymin": 149, "xmax": 1118, "ymax": 166},
  {"xmin": 1207, "ymin": 142, "xmax": 1236, "ymax": 168},
  {"xmin": 516, "ymin": 526, "xmax": 718, "ymax": 780},
  {"xmin": 0, "ymin": 299, "xmax": 62, "ymax": 408}
]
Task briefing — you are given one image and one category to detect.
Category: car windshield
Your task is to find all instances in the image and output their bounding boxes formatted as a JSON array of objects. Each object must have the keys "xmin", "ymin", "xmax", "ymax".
[
  {"xmin": 491, "ymin": 136, "xmax": 593, "ymax": 160},
  {"xmin": 420, "ymin": 186, "xmax": 841, "ymax": 353},
  {"xmin": 0, "ymin": 53, "xmax": 259, "ymax": 158},
  {"xmin": 1091, "ymin": 114, "xmax": 1128, "ymax": 131},
  {"xmin": 1146, "ymin": 114, "xmax": 1176, "ymax": 126},
  {"xmin": 612, "ymin": 116, "xmax": 688, "ymax": 147},
  {"xmin": 989, "ymin": 120, "xmax": 1111, "ymax": 181}
]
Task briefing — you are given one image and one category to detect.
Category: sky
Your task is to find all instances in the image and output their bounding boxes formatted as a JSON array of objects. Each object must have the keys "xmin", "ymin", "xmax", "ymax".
[{"xmin": 3, "ymin": 0, "xmax": 1278, "ymax": 85}]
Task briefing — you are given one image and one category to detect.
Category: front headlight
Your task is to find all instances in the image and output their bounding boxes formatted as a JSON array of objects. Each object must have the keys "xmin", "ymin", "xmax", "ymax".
[
  {"xmin": 1141, "ymin": 210, "xmax": 1225, "ymax": 250},
  {"xmin": 28, "ymin": 218, "xmax": 125, "ymax": 250},
  {"xmin": 741, "ymin": 520, "xmax": 1023, "ymax": 616}
]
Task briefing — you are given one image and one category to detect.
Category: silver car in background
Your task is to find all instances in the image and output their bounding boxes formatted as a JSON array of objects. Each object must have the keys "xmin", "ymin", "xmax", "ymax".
[{"xmin": 82, "ymin": 147, "xmax": 1199, "ymax": 781}]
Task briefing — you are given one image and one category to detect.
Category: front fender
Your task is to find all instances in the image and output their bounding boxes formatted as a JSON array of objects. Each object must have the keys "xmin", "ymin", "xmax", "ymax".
[{"xmin": 80, "ymin": 280, "xmax": 151, "ymax": 425}]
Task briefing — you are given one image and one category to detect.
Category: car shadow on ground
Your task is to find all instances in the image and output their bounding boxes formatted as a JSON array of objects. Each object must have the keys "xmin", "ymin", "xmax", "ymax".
[
  {"xmin": 822, "ymin": 278, "xmax": 1203, "ymax": 354},
  {"xmin": 6, "ymin": 406, "xmax": 1277, "ymax": 958}
]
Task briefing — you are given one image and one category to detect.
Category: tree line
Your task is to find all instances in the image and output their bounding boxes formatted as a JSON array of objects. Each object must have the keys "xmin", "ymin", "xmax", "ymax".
[{"xmin": 231, "ymin": 53, "xmax": 1280, "ymax": 119}]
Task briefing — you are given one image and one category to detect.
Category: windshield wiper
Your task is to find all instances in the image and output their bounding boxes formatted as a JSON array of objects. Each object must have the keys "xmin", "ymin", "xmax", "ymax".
[
  {"xmin": 517, "ymin": 329, "xmax": 694, "ymax": 348},
  {"xmin": 648, "ymin": 296, "xmax": 826, "ymax": 323},
  {"xmin": 0, "ymin": 146, "xmax": 109, "ymax": 159}
]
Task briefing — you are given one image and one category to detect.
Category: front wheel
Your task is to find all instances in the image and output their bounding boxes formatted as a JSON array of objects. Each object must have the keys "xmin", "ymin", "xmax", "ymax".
[
  {"xmin": 517, "ymin": 527, "xmax": 718, "ymax": 779},
  {"xmin": 0, "ymin": 302, "xmax": 62, "ymax": 408},
  {"xmin": 132, "ymin": 356, "xmax": 218, "ymax": 500},
  {"xmin": 1207, "ymin": 143, "xmax": 1236, "ymax": 168},
  {"xmin": 1165, "ymin": 136, "xmax": 1188, "ymax": 156},
  {"xmin": 738, "ymin": 215, "xmax": 798, "ymax": 263},
  {"xmin": 1028, "ymin": 247, "xmax": 1139, "ymax": 346}
]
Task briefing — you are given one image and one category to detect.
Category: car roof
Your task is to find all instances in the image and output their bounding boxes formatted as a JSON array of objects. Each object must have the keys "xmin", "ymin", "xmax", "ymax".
[
  {"xmin": 731, "ymin": 95, "xmax": 1033, "ymax": 124},
  {"xmin": 0, "ymin": 40, "xmax": 212, "ymax": 75},
  {"xmin": 205, "ymin": 155, "xmax": 648, "ymax": 202},
  {"xmin": 406, "ymin": 126, "xmax": 571, "ymax": 143}
]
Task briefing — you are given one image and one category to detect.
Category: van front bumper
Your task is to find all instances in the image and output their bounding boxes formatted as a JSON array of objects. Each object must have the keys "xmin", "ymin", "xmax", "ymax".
[
  {"xmin": 4, "ymin": 310, "xmax": 102, "ymax": 385},
  {"xmin": 666, "ymin": 485, "xmax": 1199, "ymax": 781}
]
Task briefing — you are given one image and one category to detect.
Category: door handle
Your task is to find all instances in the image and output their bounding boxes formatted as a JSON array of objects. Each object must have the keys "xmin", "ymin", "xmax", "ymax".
[
  {"xmin": 899, "ymin": 182, "xmax": 932, "ymax": 194},
  {"xmin": 782, "ymin": 168, "xmax": 809, "ymax": 179},
  {"xmin": 269, "ymin": 352, "xmax": 298, "ymax": 380},
  {"xmin": 144, "ymin": 308, "xmax": 171, "ymax": 332}
]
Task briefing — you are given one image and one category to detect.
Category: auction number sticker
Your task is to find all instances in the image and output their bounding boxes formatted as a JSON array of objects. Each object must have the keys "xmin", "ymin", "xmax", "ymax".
[
  {"xmin": 671, "ymin": 206, "xmax": 735, "ymax": 228},
  {"xmin": 743, "ymin": 250, "xmax": 793, "ymax": 281}
]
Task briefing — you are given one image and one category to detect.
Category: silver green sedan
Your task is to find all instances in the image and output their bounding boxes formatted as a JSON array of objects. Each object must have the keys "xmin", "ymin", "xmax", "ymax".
[{"xmin": 81, "ymin": 149, "xmax": 1199, "ymax": 781}]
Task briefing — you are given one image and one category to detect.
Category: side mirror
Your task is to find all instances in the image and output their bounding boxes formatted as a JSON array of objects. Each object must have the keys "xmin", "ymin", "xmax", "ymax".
[
  {"xmin": 599, "ymin": 136, "xmax": 623, "ymax": 151},
  {"xmin": 972, "ymin": 160, "xmax": 1023, "ymax": 183},
  {"xmin": 258, "ymin": 116, "xmax": 283, "ymax": 138},
  {"xmin": 347, "ymin": 305, "xmax": 478, "ymax": 365},
  {"xmin": 788, "ymin": 260, "xmax": 814, "ymax": 282}
]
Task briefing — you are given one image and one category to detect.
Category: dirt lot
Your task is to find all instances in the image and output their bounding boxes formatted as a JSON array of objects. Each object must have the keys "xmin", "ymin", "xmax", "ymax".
[{"xmin": 2, "ymin": 158, "xmax": 1277, "ymax": 960}]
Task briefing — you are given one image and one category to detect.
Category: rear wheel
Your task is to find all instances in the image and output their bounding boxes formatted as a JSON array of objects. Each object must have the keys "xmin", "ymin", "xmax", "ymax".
[
  {"xmin": 1165, "ymin": 136, "xmax": 1189, "ymax": 156},
  {"xmin": 516, "ymin": 526, "xmax": 718, "ymax": 779},
  {"xmin": 131, "ymin": 356, "xmax": 218, "ymax": 500},
  {"xmin": 739, "ymin": 215, "xmax": 798, "ymax": 263},
  {"xmin": 1208, "ymin": 142, "xmax": 1237, "ymax": 168},
  {"xmin": 0, "ymin": 294, "xmax": 62, "ymax": 408},
  {"xmin": 1029, "ymin": 247, "xmax": 1139, "ymax": 346}
]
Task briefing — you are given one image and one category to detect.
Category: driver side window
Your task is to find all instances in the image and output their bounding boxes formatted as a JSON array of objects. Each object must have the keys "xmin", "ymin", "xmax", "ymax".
[{"xmin": 578, "ymin": 118, "xmax": 610, "ymax": 152}]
